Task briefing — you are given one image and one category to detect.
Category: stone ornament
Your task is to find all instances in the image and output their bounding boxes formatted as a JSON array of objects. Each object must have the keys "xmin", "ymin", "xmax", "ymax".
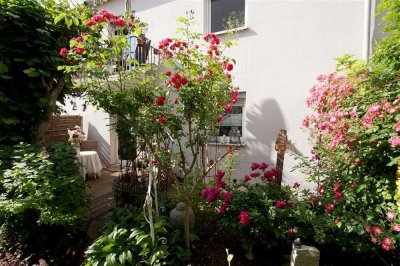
[{"xmin": 170, "ymin": 202, "xmax": 195, "ymax": 229}]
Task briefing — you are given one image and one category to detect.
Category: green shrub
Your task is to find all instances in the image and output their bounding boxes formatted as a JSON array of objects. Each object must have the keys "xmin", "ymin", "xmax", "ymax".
[
  {"xmin": 85, "ymin": 206, "xmax": 190, "ymax": 266},
  {"xmin": 0, "ymin": 143, "xmax": 87, "ymax": 242}
]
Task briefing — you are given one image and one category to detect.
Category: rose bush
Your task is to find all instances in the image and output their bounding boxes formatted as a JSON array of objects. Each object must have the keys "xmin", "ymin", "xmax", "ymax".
[
  {"xmin": 297, "ymin": 0, "xmax": 400, "ymax": 256},
  {"xmin": 60, "ymin": 9, "xmax": 239, "ymax": 250},
  {"xmin": 201, "ymin": 162, "xmax": 317, "ymax": 260}
]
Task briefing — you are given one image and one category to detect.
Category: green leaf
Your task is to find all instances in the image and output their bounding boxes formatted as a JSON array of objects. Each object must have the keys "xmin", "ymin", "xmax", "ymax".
[
  {"xmin": 387, "ymin": 156, "xmax": 400, "ymax": 166},
  {"xmin": 23, "ymin": 68, "xmax": 40, "ymax": 77},
  {"xmin": 65, "ymin": 17, "xmax": 72, "ymax": 28},
  {"xmin": 0, "ymin": 62, "xmax": 8, "ymax": 74},
  {"xmin": 54, "ymin": 13, "xmax": 66, "ymax": 24}
]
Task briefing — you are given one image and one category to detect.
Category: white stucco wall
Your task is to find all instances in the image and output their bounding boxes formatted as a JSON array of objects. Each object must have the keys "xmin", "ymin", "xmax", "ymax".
[
  {"xmin": 83, "ymin": 0, "xmax": 368, "ymax": 186},
  {"xmin": 62, "ymin": 97, "xmax": 117, "ymax": 166}
]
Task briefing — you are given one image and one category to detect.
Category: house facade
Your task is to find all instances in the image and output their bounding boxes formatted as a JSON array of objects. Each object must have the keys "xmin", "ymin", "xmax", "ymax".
[{"xmin": 64, "ymin": 0, "xmax": 381, "ymax": 186}]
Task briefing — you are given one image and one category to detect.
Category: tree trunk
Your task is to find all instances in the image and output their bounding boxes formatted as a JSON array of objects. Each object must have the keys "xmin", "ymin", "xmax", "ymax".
[{"xmin": 35, "ymin": 77, "xmax": 65, "ymax": 143}]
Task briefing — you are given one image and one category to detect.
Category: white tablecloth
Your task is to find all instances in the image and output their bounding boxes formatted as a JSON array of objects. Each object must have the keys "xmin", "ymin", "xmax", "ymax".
[{"xmin": 78, "ymin": 151, "xmax": 103, "ymax": 180}]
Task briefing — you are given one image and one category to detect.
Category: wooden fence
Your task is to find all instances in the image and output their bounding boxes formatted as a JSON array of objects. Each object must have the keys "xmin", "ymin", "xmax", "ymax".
[{"xmin": 46, "ymin": 115, "xmax": 83, "ymax": 143}]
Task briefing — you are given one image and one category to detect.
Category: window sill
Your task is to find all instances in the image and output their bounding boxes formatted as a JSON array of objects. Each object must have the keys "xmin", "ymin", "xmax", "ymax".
[
  {"xmin": 212, "ymin": 25, "xmax": 248, "ymax": 36},
  {"xmin": 208, "ymin": 142, "xmax": 246, "ymax": 147}
]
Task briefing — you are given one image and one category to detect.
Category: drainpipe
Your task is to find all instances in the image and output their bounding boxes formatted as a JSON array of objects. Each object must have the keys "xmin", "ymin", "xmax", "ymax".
[{"xmin": 363, "ymin": 0, "xmax": 372, "ymax": 61}]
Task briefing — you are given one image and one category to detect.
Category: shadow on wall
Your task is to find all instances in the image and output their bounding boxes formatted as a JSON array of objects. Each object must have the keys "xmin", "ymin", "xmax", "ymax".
[
  {"xmin": 88, "ymin": 123, "xmax": 110, "ymax": 166},
  {"xmin": 245, "ymin": 98, "xmax": 286, "ymax": 165}
]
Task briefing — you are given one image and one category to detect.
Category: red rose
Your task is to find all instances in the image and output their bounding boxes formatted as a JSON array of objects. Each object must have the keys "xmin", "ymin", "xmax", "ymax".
[
  {"xmin": 155, "ymin": 96, "xmax": 166, "ymax": 106},
  {"xmin": 59, "ymin": 48, "xmax": 68, "ymax": 57},
  {"xmin": 165, "ymin": 71, "xmax": 171, "ymax": 76},
  {"xmin": 73, "ymin": 47, "xmax": 85, "ymax": 54},
  {"xmin": 159, "ymin": 115, "xmax": 166, "ymax": 125},
  {"xmin": 226, "ymin": 63, "xmax": 233, "ymax": 71},
  {"xmin": 181, "ymin": 76, "xmax": 188, "ymax": 85},
  {"xmin": 224, "ymin": 104, "xmax": 232, "ymax": 113},
  {"xmin": 275, "ymin": 200, "xmax": 286, "ymax": 208},
  {"xmin": 74, "ymin": 36, "xmax": 84, "ymax": 42},
  {"xmin": 217, "ymin": 115, "xmax": 223, "ymax": 123},
  {"xmin": 117, "ymin": 20, "xmax": 126, "ymax": 27},
  {"xmin": 239, "ymin": 211, "xmax": 250, "ymax": 225},
  {"xmin": 326, "ymin": 204, "xmax": 334, "ymax": 214}
]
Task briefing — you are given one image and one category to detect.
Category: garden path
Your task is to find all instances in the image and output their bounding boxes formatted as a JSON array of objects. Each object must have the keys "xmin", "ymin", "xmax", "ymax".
[{"xmin": 85, "ymin": 165, "xmax": 121, "ymax": 239}]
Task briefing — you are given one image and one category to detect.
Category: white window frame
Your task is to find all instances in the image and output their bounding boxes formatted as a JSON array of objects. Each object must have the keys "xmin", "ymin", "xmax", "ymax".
[
  {"xmin": 209, "ymin": 92, "xmax": 246, "ymax": 145},
  {"xmin": 204, "ymin": 0, "xmax": 248, "ymax": 35}
]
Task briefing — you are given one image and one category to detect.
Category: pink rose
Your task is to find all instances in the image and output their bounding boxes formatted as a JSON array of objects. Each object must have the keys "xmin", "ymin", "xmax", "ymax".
[
  {"xmin": 386, "ymin": 212, "xmax": 396, "ymax": 221},
  {"xmin": 381, "ymin": 237, "xmax": 394, "ymax": 251},
  {"xmin": 275, "ymin": 200, "xmax": 286, "ymax": 208},
  {"xmin": 372, "ymin": 226, "xmax": 382, "ymax": 235},
  {"xmin": 239, "ymin": 211, "xmax": 250, "ymax": 225},
  {"xmin": 392, "ymin": 224, "xmax": 400, "ymax": 232},
  {"xmin": 59, "ymin": 48, "xmax": 68, "ymax": 56},
  {"xmin": 390, "ymin": 136, "xmax": 400, "ymax": 148}
]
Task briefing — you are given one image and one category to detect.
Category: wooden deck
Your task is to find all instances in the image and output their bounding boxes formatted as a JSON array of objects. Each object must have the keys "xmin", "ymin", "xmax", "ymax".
[{"xmin": 85, "ymin": 165, "xmax": 121, "ymax": 221}]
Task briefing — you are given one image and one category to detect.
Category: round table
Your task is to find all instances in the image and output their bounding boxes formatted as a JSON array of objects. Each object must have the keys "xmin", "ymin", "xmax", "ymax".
[{"xmin": 78, "ymin": 151, "xmax": 103, "ymax": 180}]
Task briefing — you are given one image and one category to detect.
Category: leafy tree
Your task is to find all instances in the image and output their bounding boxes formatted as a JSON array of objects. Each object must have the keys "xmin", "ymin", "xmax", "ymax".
[{"xmin": 0, "ymin": 0, "xmax": 88, "ymax": 144}]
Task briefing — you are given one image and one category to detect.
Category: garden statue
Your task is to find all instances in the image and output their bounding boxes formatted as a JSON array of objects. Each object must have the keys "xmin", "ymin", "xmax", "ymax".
[{"xmin": 228, "ymin": 126, "xmax": 240, "ymax": 143}]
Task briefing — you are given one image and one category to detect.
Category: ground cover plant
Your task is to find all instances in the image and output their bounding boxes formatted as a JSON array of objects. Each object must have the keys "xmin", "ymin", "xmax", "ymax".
[{"xmin": 0, "ymin": 143, "xmax": 87, "ymax": 264}]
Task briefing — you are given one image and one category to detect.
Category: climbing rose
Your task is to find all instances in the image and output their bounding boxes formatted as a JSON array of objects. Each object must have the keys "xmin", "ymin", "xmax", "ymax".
[
  {"xmin": 386, "ymin": 212, "xmax": 396, "ymax": 221},
  {"xmin": 165, "ymin": 71, "xmax": 171, "ymax": 76},
  {"xmin": 224, "ymin": 104, "xmax": 232, "ymax": 113},
  {"xmin": 365, "ymin": 226, "xmax": 372, "ymax": 235},
  {"xmin": 381, "ymin": 237, "xmax": 394, "ymax": 251},
  {"xmin": 181, "ymin": 76, "xmax": 188, "ymax": 85},
  {"xmin": 326, "ymin": 204, "xmax": 334, "ymax": 214},
  {"xmin": 371, "ymin": 236, "xmax": 378, "ymax": 244},
  {"xmin": 390, "ymin": 136, "xmax": 400, "ymax": 148},
  {"xmin": 155, "ymin": 96, "xmax": 166, "ymax": 106},
  {"xmin": 73, "ymin": 47, "xmax": 85, "ymax": 54},
  {"xmin": 159, "ymin": 115, "xmax": 166, "ymax": 125},
  {"xmin": 59, "ymin": 48, "xmax": 68, "ymax": 56},
  {"xmin": 239, "ymin": 211, "xmax": 250, "ymax": 225},
  {"xmin": 244, "ymin": 175, "xmax": 251, "ymax": 182},
  {"xmin": 372, "ymin": 226, "xmax": 382, "ymax": 235},
  {"xmin": 217, "ymin": 115, "xmax": 223, "ymax": 124},
  {"xmin": 275, "ymin": 200, "xmax": 286, "ymax": 208},
  {"xmin": 392, "ymin": 224, "xmax": 400, "ymax": 232},
  {"xmin": 74, "ymin": 36, "xmax": 84, "ymax": 42},
  {"xmin": 226, "ymin": 63, "xmax": 233, "ymax": 71}
]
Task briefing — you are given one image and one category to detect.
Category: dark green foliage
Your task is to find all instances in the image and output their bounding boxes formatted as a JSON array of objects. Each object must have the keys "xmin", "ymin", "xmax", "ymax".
[
  {"xmin": 0, "ymin": 0, "xmax": 81, "ymax": 144},
  {"xmin": 85, "ymin": 206, "xmax": 191, "ymax": 266},
  {"xmin": 0, "ymin": 143, "xmax": 87, "ymax": 243}
]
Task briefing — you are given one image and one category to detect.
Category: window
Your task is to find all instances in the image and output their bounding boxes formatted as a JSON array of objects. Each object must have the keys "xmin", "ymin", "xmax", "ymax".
[
  {"xmin": 209, "ymin": 0, "xmax": 245, "ymax": 33},
  {"xmin": 210, "ymin": 92, "xmax": 245, "ymax": 144}
]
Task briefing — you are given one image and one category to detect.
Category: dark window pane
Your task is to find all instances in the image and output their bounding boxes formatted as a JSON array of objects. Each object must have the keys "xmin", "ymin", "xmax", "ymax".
[{"xmin": 211, "ymin": 0, "xmax": 245, "ymax": 33}]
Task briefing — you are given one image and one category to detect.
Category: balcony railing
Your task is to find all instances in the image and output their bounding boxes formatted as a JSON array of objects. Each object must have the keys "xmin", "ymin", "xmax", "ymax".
[{"xmin": 115, "ymin": 35, "xmax": 160, "ymax": 72}]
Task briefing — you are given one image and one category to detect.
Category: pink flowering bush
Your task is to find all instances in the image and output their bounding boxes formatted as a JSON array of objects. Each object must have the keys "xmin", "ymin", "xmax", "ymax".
[
  {"xmin": 202, "ymin": 162, "xmax": 316, "ymax": 259},
  {"xmin": 298, "ymin": 10, "xmax": 400, "ymax": 256}
]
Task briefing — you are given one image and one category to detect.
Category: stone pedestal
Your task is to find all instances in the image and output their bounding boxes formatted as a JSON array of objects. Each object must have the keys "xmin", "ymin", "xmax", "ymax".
[{"xmin": 290, "ymin": 244, "xmax": 320, "ymax": 266}]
